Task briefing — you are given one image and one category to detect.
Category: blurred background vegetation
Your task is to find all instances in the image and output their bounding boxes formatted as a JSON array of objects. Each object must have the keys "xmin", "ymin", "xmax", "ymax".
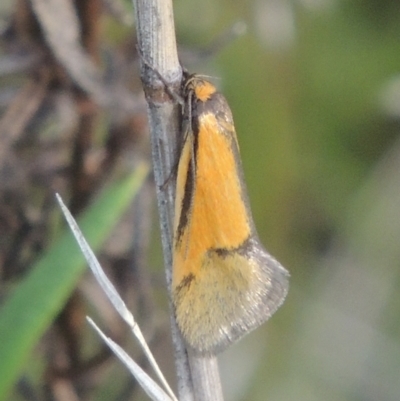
[{"xmin": 0, "ymin": 0, "xmax": 400, "ymax": 400}]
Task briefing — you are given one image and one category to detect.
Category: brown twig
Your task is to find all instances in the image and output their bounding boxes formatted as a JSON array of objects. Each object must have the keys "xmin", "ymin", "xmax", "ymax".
[{"xmin": 132, "ymin": 0, "xmax": 225, "ymax": 400}]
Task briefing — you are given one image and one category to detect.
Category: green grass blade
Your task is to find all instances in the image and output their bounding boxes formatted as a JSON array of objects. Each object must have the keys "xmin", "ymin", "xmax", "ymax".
[{"xmin": 0, "ymin": 162, "xmax": 149, "ymax": 400}]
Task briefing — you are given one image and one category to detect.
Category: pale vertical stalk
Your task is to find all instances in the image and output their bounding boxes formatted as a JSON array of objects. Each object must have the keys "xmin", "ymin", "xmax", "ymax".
[{"xmin": 131, "ymin": 1, "xmax": 224, "ymax": 400}]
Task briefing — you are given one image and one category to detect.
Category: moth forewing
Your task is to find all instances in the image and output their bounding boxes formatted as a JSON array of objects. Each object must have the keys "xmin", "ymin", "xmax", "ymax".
[{"xmin": 171, "ymin": 75, "xmax": 289, "ymax": 355}]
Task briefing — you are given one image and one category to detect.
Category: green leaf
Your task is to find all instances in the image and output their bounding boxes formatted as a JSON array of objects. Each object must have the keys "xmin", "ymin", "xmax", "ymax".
[{"xmin": 0, "ymin": 162, "xmax": 149, "ymax": 400}]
